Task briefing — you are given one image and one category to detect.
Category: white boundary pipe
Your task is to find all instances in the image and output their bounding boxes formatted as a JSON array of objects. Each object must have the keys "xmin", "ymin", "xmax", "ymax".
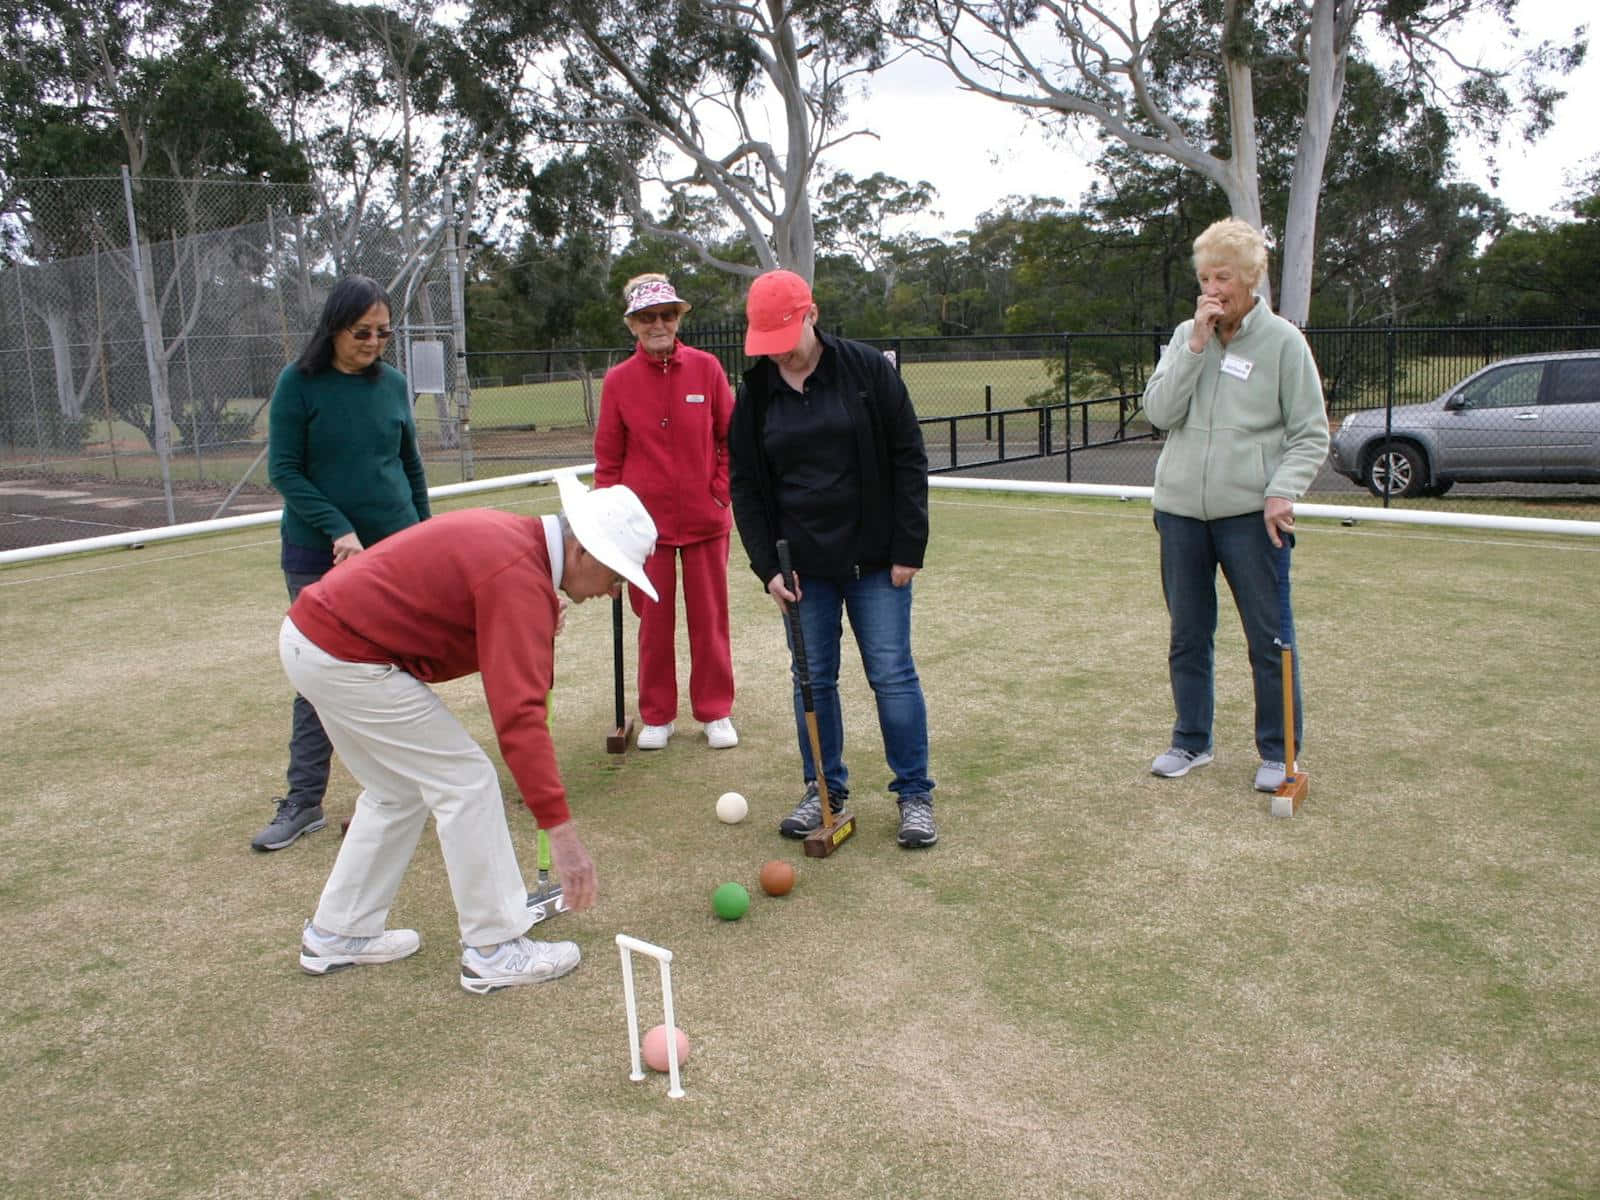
[
  {"xmin": 5, "ymin": 469, "xmax": 1598, "ymax": 567},
  {"xmin": 0, "ymin": 466, "xmax": 584, "ymax": 566},
  {"xmin": 924, "ymin": 477, "xmax": 1600, "ymax": 537}
]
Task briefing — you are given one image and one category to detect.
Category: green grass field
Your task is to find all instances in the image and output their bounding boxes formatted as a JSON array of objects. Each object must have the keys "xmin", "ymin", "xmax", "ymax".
[{"xmin": 3, "ymin": 485, "xmax": 1597, "ymax": 1198}]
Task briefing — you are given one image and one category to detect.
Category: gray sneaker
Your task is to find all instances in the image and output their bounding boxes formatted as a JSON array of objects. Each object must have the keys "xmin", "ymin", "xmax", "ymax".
[
  {"xmin": 251, "ymin": 797, "xmax": 326, "ymax": 851},
  {"xmin": 896, "ymin": 795, "xmax": 938, "ymax": 848},
  {"xmin": 1254, "ymin": 760, "xmax": 1287, "ymax": 792},
  {"xmin": 1151, "ymin": 747, "xmax": 1214, "ymax": 778},
  {"xmin": 778, "ymin": 782, "xmax": 846, "ymax": 838}
]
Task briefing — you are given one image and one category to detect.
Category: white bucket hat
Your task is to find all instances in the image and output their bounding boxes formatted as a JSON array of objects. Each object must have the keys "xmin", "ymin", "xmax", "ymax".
[{"xmin": 554, "ymin": 472, "xmax": 660, "ymax": 601}]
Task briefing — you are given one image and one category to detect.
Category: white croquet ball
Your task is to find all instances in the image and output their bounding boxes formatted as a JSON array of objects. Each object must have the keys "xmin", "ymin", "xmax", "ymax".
[{"xmin": 716, "ymin": 791, "xmax": 749, "ymax": 824}]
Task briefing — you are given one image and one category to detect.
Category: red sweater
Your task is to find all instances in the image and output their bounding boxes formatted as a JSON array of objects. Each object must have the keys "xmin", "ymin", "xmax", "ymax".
[
  {"xmin": 594, "ymin": 341, "xmax": 733, "ymax": 545},
  {"xmin": 286, "ymin": 509, "xmax": 570, "ymax": 828}
]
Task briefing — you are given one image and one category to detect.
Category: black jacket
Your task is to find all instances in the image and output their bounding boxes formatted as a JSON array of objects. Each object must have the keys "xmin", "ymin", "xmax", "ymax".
[{"xmin": 729, "ymin": 331, "xmax": 929, "ymax": 587}]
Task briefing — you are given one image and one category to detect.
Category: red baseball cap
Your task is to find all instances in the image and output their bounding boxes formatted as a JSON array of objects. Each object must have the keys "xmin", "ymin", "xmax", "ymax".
[{"xmin": 744, "ymin": 270, "xmax": 814, "ymax": 356}]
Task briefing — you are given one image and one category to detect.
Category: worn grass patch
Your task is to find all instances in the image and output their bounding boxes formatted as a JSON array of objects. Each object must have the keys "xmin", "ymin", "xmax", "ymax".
[{"xmin": 3, "ymin": 487, "xmax": 1597, "ymax": 1199}]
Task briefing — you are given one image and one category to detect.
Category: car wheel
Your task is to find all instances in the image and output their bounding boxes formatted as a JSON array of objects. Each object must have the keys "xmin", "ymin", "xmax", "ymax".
[
  {"xmin": 1363, "ymin": 443, "xmax": 1426, "ymax": 498},
  {"xmin": 1420, "ymin": 480, "xmax": 1454, "ymax": 498}
]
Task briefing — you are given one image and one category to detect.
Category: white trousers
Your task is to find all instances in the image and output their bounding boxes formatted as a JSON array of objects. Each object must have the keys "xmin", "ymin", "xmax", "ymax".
[{"xmin": 279, "ymin": 617, "xmax": 532, "ymax": 947}]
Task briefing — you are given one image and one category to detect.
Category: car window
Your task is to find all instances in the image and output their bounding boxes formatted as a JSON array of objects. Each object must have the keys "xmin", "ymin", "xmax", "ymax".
[
  {"xmin": 1546, "ymin": 358, "xmax": 1600, "ymax": 407},
  {"xmin": 1456, "ymin": 361, "xmax": 1544, "ymax": 410}
]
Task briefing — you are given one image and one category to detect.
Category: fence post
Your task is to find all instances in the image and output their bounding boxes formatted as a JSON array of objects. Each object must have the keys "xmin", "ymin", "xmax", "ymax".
[
  {"xmin": 1382, "ymin": 322, "xmax": 1397, "ymax": 508},
  {"xmin": 445, "ymin": 192, "xmax": 475, "ymax": 482},
  {"xmin": 984, "ymin": 385, "xmax": 992, "ymax": 441}
]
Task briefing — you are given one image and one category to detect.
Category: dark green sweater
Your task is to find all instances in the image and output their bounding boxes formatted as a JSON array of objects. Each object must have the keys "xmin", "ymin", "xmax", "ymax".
[{"xmin": 267, "ymin": 361, "xmax": 430, "ymax": 558}]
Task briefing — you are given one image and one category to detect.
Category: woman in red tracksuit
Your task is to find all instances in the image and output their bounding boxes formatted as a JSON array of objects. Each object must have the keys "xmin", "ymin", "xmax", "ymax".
[{"xmin": 593, "ymin": 274, "xmax": 737, "ymax": 750}]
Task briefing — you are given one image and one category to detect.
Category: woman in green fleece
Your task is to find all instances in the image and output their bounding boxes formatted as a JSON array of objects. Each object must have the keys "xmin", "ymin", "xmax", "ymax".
[
  {"xmin": 252, "ymin": 276, "xmax": 431, "ymax": 851},
  {"xmin": 1143, "ymin": 219, "xmax": 1329, "ymax": 795}
]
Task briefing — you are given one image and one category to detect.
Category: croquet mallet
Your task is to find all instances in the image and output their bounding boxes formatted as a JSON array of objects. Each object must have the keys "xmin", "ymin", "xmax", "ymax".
[
  {"xmin": 526, "ymin": 827, "xmax": 569, "ymax": 924},
  {"xmin": 606, "ymin": 590, "xmax": 634, "ymax": 754},
  {"xmin": 775, "ymin": 540, "xmax": 856, "ymax": 858},
  {"xmin": 1270, "ymin": 539, "xmax": 1309, "ymax": 818}
]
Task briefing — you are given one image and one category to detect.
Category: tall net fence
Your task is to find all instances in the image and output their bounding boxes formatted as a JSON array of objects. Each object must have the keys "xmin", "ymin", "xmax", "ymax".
[{"xmin": 0, "ymin": 173, "xmax": 468, "ymax": 548}]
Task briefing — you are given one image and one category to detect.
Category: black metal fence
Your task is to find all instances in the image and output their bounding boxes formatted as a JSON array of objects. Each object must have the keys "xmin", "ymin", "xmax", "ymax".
[
  {"xmin": 7, "ymin": 319, "xmax": 1597, "ymax": 553},
  {"xmin": 459, "ymin": 321, "xmax": 1600, "ymax": 512}
]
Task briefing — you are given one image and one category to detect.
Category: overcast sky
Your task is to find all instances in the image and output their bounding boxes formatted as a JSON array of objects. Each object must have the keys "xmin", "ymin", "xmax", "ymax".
[{"xmin": 821, "ymin": 10, "xmax": 1598, "ymax": 239}]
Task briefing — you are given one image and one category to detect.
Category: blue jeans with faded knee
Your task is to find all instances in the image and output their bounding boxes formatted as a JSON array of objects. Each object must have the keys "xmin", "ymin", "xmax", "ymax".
[
  {"xmin": 785, "ymin": 569, "xmax": 934, "ymax": 802},
  {"xmin": 1156, "ymin": 510, "xmax": 1302, "ymax": 762}
]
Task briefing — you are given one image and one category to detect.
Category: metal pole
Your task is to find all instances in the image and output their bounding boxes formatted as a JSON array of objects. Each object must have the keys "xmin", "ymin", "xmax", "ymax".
[
  {"xmin": 445, "ymin": 190, "xmax": 475, "ymax": 481},
  {"xmin": 122, "ymin": 165, "xmax": 177, "ymax": 524}
]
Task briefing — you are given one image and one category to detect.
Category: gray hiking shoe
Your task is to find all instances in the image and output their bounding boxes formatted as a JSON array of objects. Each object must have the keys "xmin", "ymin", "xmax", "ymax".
[
  {"xmin": 251, "ymin": 797, "xmax": 326, "ymax": 851},
  {"xmin": 1254, "ymin": 760, "xmax": 1287, "ymax": 792},
  {"xmin": 896, "ymin": 795, "xmax": 938, "ymax": 848},
  {"xmin": 1150, "ymin": 747, "xmax": 1214, "ymax": 778},
  {"xmin": 778, "ymin": 782, "xmax": 846, "ymax": 838}
]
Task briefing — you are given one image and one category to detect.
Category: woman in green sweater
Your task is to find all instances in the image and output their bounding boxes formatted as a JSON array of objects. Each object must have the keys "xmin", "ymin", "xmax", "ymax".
[{"xmin": 252, "ymin": 276, "xmax": 431, "ymax": 851}]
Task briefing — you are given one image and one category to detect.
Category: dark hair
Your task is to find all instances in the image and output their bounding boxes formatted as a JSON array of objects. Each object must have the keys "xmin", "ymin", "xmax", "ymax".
[{"xmin": 295, "ymin": 275, "xmax": 393, "ymax": 378}]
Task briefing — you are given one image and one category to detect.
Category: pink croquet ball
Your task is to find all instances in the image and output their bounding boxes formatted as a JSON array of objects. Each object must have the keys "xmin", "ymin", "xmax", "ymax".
[{"xmin": 641, "ymin": 1023, "xmax": 691, "ymax": 1073}]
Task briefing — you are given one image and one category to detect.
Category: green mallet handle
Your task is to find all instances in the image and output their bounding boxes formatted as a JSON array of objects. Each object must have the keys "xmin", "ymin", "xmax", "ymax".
[{"xmin": 538, "ymin": 827, "xmax": 552, "ymax": 877}]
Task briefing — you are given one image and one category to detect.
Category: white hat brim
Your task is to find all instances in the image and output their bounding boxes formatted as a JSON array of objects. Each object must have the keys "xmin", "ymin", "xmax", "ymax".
[{"xmin": 555, "ymin": 472, "xmax": 659, "ymax": 601}]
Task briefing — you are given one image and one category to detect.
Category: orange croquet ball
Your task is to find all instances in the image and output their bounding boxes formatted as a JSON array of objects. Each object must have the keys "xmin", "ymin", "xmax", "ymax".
[
  {"xmin": 642, "ymin": 1024, "xmax": 691, "ymax": 1072},
  {"xmin": 759, "ymin": 859, "xmax": 797, "ymax": 897}
]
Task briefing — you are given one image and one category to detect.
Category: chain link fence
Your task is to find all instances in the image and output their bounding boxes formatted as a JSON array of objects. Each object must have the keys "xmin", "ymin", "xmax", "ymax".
[{"xmin": 0, "ymin": 172, "xmax": 471, "ymax": 548}]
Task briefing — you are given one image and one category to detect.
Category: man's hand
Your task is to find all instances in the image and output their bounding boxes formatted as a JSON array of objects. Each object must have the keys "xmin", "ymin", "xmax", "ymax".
[
  {"xmin": 1264, "ymin": 496, "xmax": 1295, "ymax": 548},
  {"xmin": 543, "ymin": 820, "xmax": 596, "ymax": 912},
  {"xmin": 331, "ymin": 531, "xmax": 364, "ymax": 563},
  {"xmin": 890, "ymin": 564, "xmax": 919, "ymax": 587},
  {"xmin": 555, "ymin": 594, "xmax": 571, "ymax": 635}
]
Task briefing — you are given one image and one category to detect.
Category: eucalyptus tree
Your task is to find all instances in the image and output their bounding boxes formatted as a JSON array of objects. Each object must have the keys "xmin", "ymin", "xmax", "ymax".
[
  {"xmin": 0, "ymin": 0, "xmax": 308, "ymax": 448},
  {"xmin": 895, "ymin": 0, "xmax": 1585, "ymax": 324},
  {"xmin": 474, "ymin": 0, "xmax": 894, "ymax": 282}
]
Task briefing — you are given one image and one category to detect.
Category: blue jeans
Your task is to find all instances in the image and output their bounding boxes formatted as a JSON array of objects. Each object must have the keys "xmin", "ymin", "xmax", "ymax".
[
  {"xmin": 284, "ymin": 570, "xmax": 334, "ymax": 807},
  {"xmin": 1155, "ymin": 511, "xmax": 1302, "ymax": 762},
  {"xmin": 784, "ymin": 569, "xmax": 934, "ymax": 802}
]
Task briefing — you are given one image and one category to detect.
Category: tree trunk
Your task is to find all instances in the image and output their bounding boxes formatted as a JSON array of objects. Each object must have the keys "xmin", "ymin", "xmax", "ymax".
[
  {"xmin": 1222, "ymin": 0, "xmax": 1271, "ymax": 310},
  {"xmin": 1279, "ymin": 0, "xmax": 1348, "ymax": 325}
]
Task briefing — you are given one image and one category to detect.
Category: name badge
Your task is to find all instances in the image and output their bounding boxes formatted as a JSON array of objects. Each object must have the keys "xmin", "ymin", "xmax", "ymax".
[
  {"xmin": 1219, "ymin": 353, "xmax": 1254, "ymax": 382},
  {"xmin": 684, "ymin": 393, "xmax": 705, "ymax": 404}
]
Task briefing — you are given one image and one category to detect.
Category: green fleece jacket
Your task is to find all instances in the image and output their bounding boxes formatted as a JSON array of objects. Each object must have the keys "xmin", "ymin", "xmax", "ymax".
[
  {"xmin": 1143, "ymin": 296, "xmax": 1329, "ymax": 521},
  {"xmin": 267, "ymin": 361, "xmax": 431, "ymax": 552}
]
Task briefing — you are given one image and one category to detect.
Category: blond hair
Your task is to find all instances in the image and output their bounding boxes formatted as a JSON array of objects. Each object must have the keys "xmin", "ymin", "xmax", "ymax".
[{"xmin": 1192, "ymin": 219, "xmax": 1268, "ymax": 288}]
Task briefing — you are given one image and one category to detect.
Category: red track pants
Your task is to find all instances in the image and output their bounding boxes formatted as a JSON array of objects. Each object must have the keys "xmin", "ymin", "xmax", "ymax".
[{"xmin": 628, "ymin": 533, "xmax": 735, "ymax": 726}]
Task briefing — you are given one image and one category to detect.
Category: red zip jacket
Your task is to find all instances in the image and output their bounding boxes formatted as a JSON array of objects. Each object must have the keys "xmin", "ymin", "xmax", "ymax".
[
  {"xmin": 594, "ymin": 341, "xmax": 733, "ymax": 545},
  {"xmin": 286, "ymin": 508, "xmax": 570, "ymax": 828}
]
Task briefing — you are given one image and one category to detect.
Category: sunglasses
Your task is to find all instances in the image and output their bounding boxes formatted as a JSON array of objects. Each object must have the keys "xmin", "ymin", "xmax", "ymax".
[
  {"xmin": 631, "ymin": 309, "xmax": 679, "ymax": 325},
  {"xmin": 346, "ymin": 326, "xmax": 393, "ymax": 341}
]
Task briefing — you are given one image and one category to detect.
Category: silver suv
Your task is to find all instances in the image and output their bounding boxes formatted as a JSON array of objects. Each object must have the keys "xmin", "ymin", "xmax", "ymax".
[{"xmin": 1329, "ymin": 350, "xmax": 1600, "ymax": 497}]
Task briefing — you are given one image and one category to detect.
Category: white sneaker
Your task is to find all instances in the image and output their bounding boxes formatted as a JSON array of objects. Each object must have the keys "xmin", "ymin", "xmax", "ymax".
[
  {"xmin": 300, "ymin": 921, "xmax": 421, "ymax": 975},
  {"xmin": 636, "ymin": 722, "xmax": 674, "ymax": 750},
  {"xmin": 460, "ymin": 936, "xmax": 581, "ymax": 994},
  {"xmin": 704, "ymin": 717, "xmax": 738, "ymax": 749}
]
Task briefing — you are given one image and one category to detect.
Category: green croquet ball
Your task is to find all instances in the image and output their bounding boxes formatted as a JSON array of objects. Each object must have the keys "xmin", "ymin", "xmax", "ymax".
[{"xmin": 712, "ymin": 882, "xmax": 750, "ymax": 921}]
